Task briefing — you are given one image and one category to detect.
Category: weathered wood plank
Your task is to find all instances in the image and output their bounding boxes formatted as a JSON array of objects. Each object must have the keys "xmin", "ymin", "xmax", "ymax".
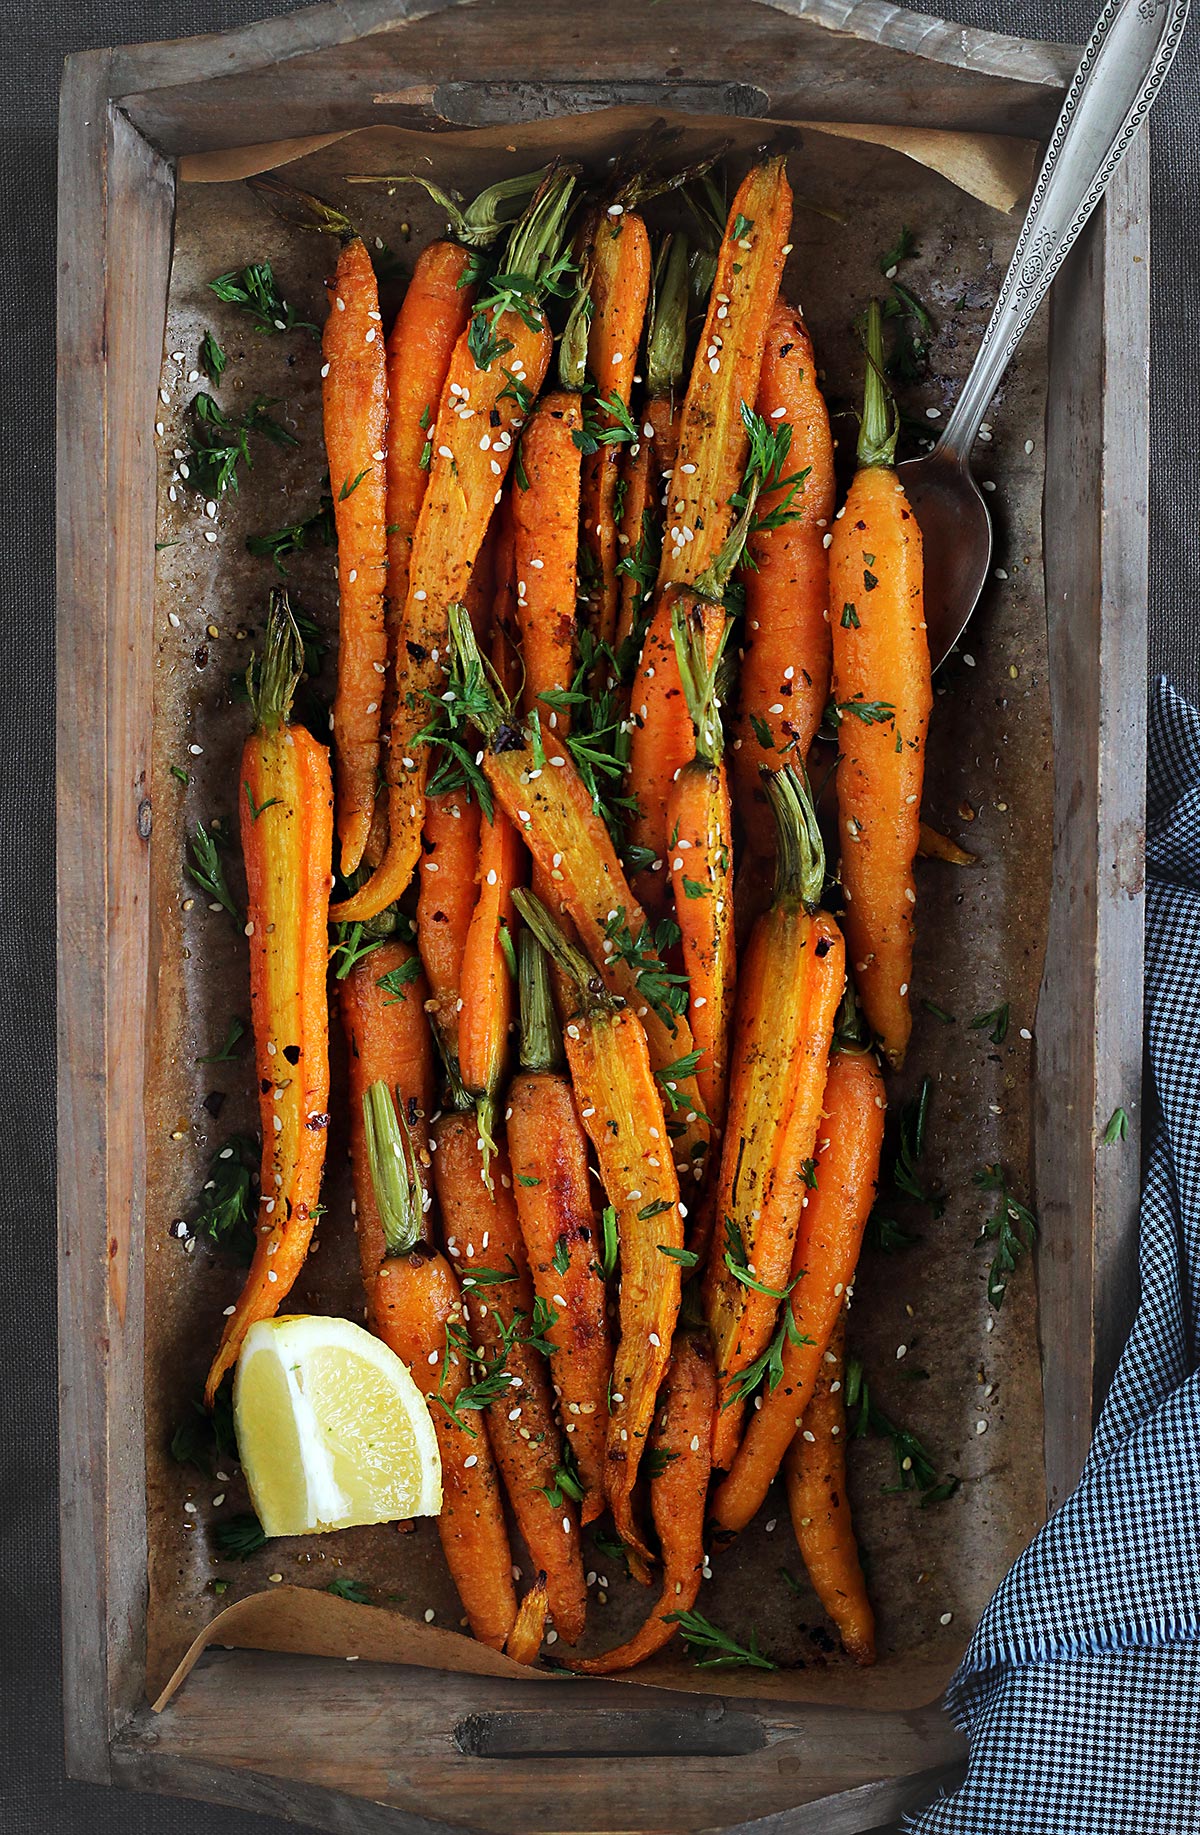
[
  {"xmin": 110, "ymin": 0, "xmax": 1075, "ymax": 154},
  {"xmin": 1037, "ymin": 140, "xmax": 1149, "ymax": 1506},
  {"xmin": 57, "ymin": 71, "xmax": 176, "ymax": 1781},
  {"xmin": 113, "ymin": 1648, "xmax": 965, "ymax": 1834}
]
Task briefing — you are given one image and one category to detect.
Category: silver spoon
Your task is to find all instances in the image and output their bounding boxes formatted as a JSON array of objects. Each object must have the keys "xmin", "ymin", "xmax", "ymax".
[{"xmin": 902, "ymin": 0, "xmax": 1188, "ymax": 669}]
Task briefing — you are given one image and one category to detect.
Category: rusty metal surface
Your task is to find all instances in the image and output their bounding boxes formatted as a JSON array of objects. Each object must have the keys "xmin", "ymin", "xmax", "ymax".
[{"xmin": 144, "ymin": 113, "xmax": 1050, "ymax": 1709}]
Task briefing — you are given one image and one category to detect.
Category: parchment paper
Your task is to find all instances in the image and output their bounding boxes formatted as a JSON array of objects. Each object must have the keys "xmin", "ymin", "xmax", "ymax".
[{"xmin": 145, "ymin": 107, "xmax": 1050, "ymax": 1713}]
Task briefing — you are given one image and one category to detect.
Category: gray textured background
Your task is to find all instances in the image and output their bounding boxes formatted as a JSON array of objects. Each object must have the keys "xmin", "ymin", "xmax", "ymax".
[{"xmin": 4, "ymin": 0, "xmax": 1194, "ymax": 1830}]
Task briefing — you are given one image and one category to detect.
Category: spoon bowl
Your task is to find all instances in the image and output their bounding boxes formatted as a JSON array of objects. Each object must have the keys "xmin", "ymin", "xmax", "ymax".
[{"xmin": 897, "ymin": 452, "xmax": 992, "ymax": 670}]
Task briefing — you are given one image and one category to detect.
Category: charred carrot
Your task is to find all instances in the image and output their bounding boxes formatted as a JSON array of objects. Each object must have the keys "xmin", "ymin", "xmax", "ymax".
[
  {"xmin": 704, "ymin": 768, "xmax": 845, "ymax": 1469},
  {"xmin": 657, "ymin": 159, "xmax": 792, "ymax": 591},
  {"xmin": 733, "ymin": 304, "xmax": 836, "ymax": 856},
  {"xmin": 507, "ymin": 932, "xmax": 612, "ymax": 1522},
  {"xmin": 626, "ymin": 412, "xmax": 782, "ymax": 908},
  {"xmin": 710, "ymin": 1009, "xmax": 886, "ymax": 1535},
  {"xmin": 668, "ymin": 603, "xmax": 736, "ymax": 1141},
  {"xmin": 443, "ymin": 606, "xmax": 708, "ymax": 1178},
  {"xmin": 206, "ymin": 593, "xmax": 332, "ymax": 1405},
  {"xmin": 362, "ymin": 1089, "xmax": 517, "ymax": 1649},
  {"xmin": 330, "ymin": 167, "xmax": 578, "ymax": 925},
  {"xmin": 416, "ymin": 790, "xmax": 482, "ymax": 1073},
  {"xmin": 615, "ymin": 233, "xmax": 688, "ymax": 662},
  {"xmin": 515, "ymin": 892, "xmax": 684, "ymax": 1568},
  {"xmin": 321, "ymin": 234, "xmax": 389, "ymax": 878},
  {"xmin": 512, "ymin": 390, "xmax": 584, "ymax": 732},
  {"xmin": 579, "ymin": 205, "xmax": 653, "ymax": 649},
  {"xmin": 432, "ymin": 1110, "xmax": 587, "ymax": 1645},
  {"xmin": 830, "ymin": 299, "xmax": 931, "ymax": 1067},
  {"xmin": 785, "ymin": 1312, "xmax": 875, "ymax": 1665},
  {"xmin": 566, "ymin": 1330, "xmax": 714, "ymax": 1672},
  {"xmin": 341, "ymin": 938, "xmax": 436, "ymax": 1289},
  {"xmin": 506, "ymin": 1574, "xmax": 550, "ymax": 1666}
]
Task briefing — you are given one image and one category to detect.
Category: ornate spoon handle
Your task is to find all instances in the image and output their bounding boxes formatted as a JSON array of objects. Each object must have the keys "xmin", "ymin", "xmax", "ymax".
[{"xmin": 940, "ymin": 0, "xmax": 1188, "ymax": 460}]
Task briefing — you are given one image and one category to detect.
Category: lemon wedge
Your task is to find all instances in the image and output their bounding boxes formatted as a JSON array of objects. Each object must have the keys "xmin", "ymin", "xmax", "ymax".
[{"xmin": 233, "ymin": 1314, "xmax": 442, "ymax": 1537}]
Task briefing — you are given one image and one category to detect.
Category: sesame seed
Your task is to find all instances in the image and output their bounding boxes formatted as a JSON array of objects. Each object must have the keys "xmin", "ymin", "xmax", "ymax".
[
  {"xmin": 464, "ymin": 1453, "xmax": 479, "ymax": 1467},
  {"xmin": 976, "ymin": 1419, "xmax": 988, "ymax": 1435},
  {"xmin": 940, "ymin": 1612, "xmax": 954, "ymax": 1626},
  {"xmin": 321, "ymin": 362, "xmax": 330, "ymax": 377},
  {"xmin": 424, "ymin": 1609, "xmax": 435, "ymax": 1622}
]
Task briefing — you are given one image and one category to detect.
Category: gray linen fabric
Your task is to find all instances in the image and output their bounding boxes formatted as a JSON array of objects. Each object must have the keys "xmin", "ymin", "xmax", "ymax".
[{"xmin": 3, "ymin": 1, "xmax": 1193, "ymax": 1830}]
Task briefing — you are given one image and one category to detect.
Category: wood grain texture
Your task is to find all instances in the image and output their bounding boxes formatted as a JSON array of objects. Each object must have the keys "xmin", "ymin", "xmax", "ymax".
[
  {"xmin": 1037, "ymin": 140, "xmax": 1149, "ymax": 1509},
  {"xmin": 55, "ymin": 0, "xmax": 1147, "ymax": 1827},
  {"xmin": 113, "ymin": 1647, "xmax": 966, "ymax": 1834},
  {"xmin": 57, "ymin": 63, "xmax": 175, "ymax": 1785},
  {"xmin": 110, "ymin": 0, "xmax": 1076, "ymax": 153}
]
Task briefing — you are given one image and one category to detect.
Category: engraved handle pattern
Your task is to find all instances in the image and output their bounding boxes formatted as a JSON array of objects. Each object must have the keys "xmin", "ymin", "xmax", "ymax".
[{"xmin": 940, "ymin": 0, "xmax": 1188, "ymax": 459}]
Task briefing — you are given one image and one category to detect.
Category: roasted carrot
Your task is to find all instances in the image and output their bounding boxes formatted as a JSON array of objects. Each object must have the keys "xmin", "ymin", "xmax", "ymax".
[
  {"xmin": 444, "ymin": 606, "xmax": 709, "ymax": 1179},
  {"xmin": 627, "ymin": 410, "xmax": 783, "ymax": 908},
  {"xmin": 615, "ymin": 233, "xmax": 688, "ymax": 662},
  {"xmin": 206, "ymin": 593, "xmax": 332, "ymax": 1405},
  {"xmin": 710, "ymin": 1013, "xmax": 886, "ymax": 1535},
  {"xmin": 668, "ymin": 603, "xmax": 736, "ymax": 1141},
  {"xmin": 579, "ymin": 205, "xmax": 653, "ymax": 649},
  {"xmin": 515, "ymin": 892, "xmax": 685, "ymax": 1568},
  {"xmin": 657, "ymin": 159, "xmax": 792, "ymax": 591},
  {"xmin": 703, "ymin": 768, "xmax": 845, "ymax": 1469},
  {"xmin": 416, "ymin": 790, "xmax": 482, "ymax": 1074},
  {"xmin": 918, "ymin": 821, "xmax": 977, "ymax": 867},
  {"xmin": 341, "ymin": 938, "xmax": 436, "ymax": 1289},
  {"xmin": 732, "ymin": 304, "xmax": 836, "ymax": 856},
  {"xmin": 457, "ymin": 789, "xmax": 524, "ymax": 1174},
  {"xmin": 566, "ymin": 1330, "xmax": 714, "ymax": 1672},
  {"xmin": 321, "ymin": 234, "xmax": 389, "ymax": 879},
  {"xmin": 785, "ymin": 1312, "xmax": 875, "ymax": 1665},
  {"xmin": 362, "ymin": 1089, "xmax": 517, "ymax": 1649},
  {"xmin": 506, "ymin": 1574, "xmax": 550, "ymax": 1666},
  {"xmin": 330, "ymin": 167, "xmax": 577, "ymax": 925},
  {"xmin": 507, "ymin": 932, "xmax": 612, "ymax": 1522},
  {"xmin": 830, "ymin": 299, "xmax": 931, "ymax": 1067},
  {"xmin": 432, "ymin": 1110, "xmax": 587, "ymax": 1645},
  {"xmin": 512, "ymin": 390, "xmax": 584, "ymax": 733}
]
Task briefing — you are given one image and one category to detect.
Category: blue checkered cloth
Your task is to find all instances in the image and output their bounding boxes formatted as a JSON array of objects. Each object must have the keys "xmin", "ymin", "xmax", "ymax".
[{"xmin": 908, "ymin": 679, "xmax": 1200, "ymax": 1835}]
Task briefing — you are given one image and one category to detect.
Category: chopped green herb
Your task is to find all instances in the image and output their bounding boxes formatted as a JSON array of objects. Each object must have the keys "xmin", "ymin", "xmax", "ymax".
[
  {"xmin": 601, "ymin": 1204, "xmax": 619, "ymax": 1279},
  {"xmin": 681, "ymin": 876, "xmax": 710, "ymax": 900},
  {"xmin": 846, "ymin": 1358, "xmax": 954, "ymax": 1501},
  {"xmin": 200, "ymin": 329, "xmax": 227, "ymax": 384},
  {"xmin": 658, "ymin": 1244, "xmax": 699, "ymax": 1267},
  {"xmin": 841, "ymin": 603, "xmax": 860, "ymax": 630},
  {"xmin": 517, "ymin": 1174, "xmax": 541, "ymax": 1188},
  {"xmin": 190, "ymin": 1136, "xmax": 258, "ymax": 1261},
  {"xmin": 921, "ymin": 999, "xmax": 956, "ymax": 1026},
  {"xmin": 722, "ymin": 1216, "xmax": 799, "ymax": 1301},
  {"xmin": 664, "ymin": 1608, "xmax": 776, "ymax": 1671},
  {"xmin": 170, "ymin": 764, "xmax": 190, "ymax": 785},
  {"xmin": 339, "ymin": 466, "xmax": 372, "ymax": 502},
  {"xmin": 196, "ymin": 1016, "xmax": 247, "ymax": 1065},
  {"xmin": 975, "ymin": 1164, "xmax": 1037, "ymax": 1309},
  {"xmin": 637, "ymin": 1198, "xmax": 675, "ymax": 1221},
  {"xmin": 208, "ymin": 261, "xmax": 315, "ymax": 336},
  {"xmin": 552, "ymin": 1235, "xmax": 571, "ymax": 1276},
  {"xmin": 879, "ymin": 227, "xmax": 916, "ymax": 274},
  {"xmin": 603, "ymin": 906, "xmax": 689, "ymax": 1034},
  {"xmin": 327, "ymin": 1577, "xmax": 371, "ymax": 1604},
  {"xmin": 214, "ymin": 1512, "xmax": 267, "ymax": 1559},
  {"xmin": 730, "ymin": 214, "xmax": 755, "ymax": 242},
  {"xmin": 377, "ymin": 957, "xmax": 422, "ymax": 1004},
  {"xmin": 1102, "ymin": 1105, "xmax": 1130, "ymax": 1146},
  {"xmin": 970, "ymin": 1003, "xmax": 1010, "ymax": 1046},
  {"xmin": 247, "ymin": 493, "xmax": 335, "ymax": 574},
  {"xmin": 244, "ymin": 780, "xmax": 282, "ymax": 823},
  {"xmin": 187, "ymin": 821, "xmax": 239, "ymax": 921}
]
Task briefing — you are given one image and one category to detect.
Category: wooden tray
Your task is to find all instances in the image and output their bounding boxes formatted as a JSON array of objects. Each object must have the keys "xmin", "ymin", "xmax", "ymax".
[{"xmin": 56, "ymin": 1, "xmax": 1149, "ymax": 1828}]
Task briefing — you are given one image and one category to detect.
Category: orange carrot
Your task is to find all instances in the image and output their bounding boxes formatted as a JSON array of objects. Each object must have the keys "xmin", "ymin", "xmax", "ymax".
[
  {"xmin": 732, "ymin": 304, "xmax": 836, "ymax": 856},
  {"xmin": 330, "ymin": 169, "xmax": 577, "ymax": 925},
  {"xmin": 830, "ymin": 299, "xmax": 931, "ymax": 1067},
  {"xmin": 579, "ymin": 206, "xmax": 653, "ymax": 649},
  {"xmin": 323, "ymin": 235, "xmax": 389, "ymax": 879},
  {"xmin": 384, "ymin": 240, "xmax": 477, "ymax": 623},
  {"xmin": 512, "ymin": 391, "xmax": 584, "ymax": 733},
  {"xmin": 432, "ymin": 1112, "xmax": 588, "ymax": 1644},
  {"xmin": 457, "ymin": 786, "xmax": 524, "ymax": 1171},
  {"xmin": 785, "ymin": 1312, "xmax": 875, "ymax": 1665},
  {"xmin": 507, "ymin": 932, "xmax": 612, "ymax": 1522},
  {"xmin": 206, "ymin": 593, "xmax": 332, "ymax": 1405},
  {"xmin": 667, "ymin": 604, "xmax": 737, "ymax": 1148},
  {"xmin": 710, "ymin": 1020, "xmax": 885, "ymax": 1535},
  {"xmin": 657, "ymin": 159, "xmax": 792, "ymax": 591},
  {"xmin": 360, "ymin": 1083, "xmax": 517, "ymax": 1648},
  {"xmin": 515, "ymin": 892, "xmax": 684, "ymax": 1568},
  {"xmin": 506, "ymin": 1574, "xmax": 550, "ymax": 1665},
  {"xmin": 445, "ymin": 606, "xmax": 709, "ymax": 1180},
  {"xmin": 340, "ymin": 937, "xmax": 436, "ymax": 1290},
  {"xmin": 416, "ymin": 790, "xmax": 482, "ymax": 1074},
  {"xmin": 703, "ymin": 768, "xmax": 845, "ymax": 1469},
  {"xmin": 566, "ymin": 1330, "xmax": 714, "ymax": 1672}
]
